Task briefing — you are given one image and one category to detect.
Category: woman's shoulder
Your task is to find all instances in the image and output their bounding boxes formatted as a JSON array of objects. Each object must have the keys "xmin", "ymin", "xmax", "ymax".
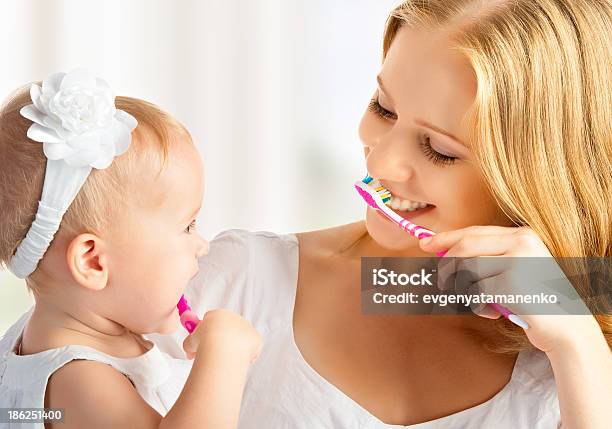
[
  {"xmin": 200, "ymin": 228, "xmax": 299, "ymax": 283},
  {"xmin": 295, "ymin": 221, "xmax": 367, "ymax": 257},
  {"xmin": 207, "ymin": 228, "xmax": 298, "ymax": 260},
  {"xmin": 480, "ymin": 348, "xmax": 559, "ymax": 426},
  {"xmin": 512, "ymin": 347, "xmax": 558, "ymax": 393},
  {"xmin": 207, "ymin": 221, "xmax": 365, "ymax": 267},
  {"xmin": 183, "ymin": 229, "xmax": 300, "ymax": 332}
]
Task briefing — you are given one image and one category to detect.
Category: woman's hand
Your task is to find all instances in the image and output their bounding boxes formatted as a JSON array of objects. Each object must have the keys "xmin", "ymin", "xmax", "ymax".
[
  {"xmin": 420, "ymin": 225, "xmax": 612, "ymax": 428},
  {"xmin": 418, "ymin": 225, "xmax": 601, "ymax": 355}
]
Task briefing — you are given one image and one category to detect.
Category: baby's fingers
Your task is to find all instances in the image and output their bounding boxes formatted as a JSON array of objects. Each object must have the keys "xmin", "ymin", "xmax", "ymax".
[{"xmin": 182, "ymin": 333, "xmax": 198, "ymax": 360}]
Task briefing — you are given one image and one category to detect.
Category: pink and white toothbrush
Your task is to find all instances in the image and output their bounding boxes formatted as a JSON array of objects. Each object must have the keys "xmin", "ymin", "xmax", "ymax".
[
  {"xmin": 355, "ymin": 174, "xmax": 529, "ymax": 329},
  {"xmin": 177, "ymin": 295, "xmax": 200, "ymax": 334}
]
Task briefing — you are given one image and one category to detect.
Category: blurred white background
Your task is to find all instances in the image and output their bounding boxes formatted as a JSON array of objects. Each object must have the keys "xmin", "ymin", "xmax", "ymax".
[{"xmin": 0, "ymin": 0, "xmax": 399, "ymax": 333}]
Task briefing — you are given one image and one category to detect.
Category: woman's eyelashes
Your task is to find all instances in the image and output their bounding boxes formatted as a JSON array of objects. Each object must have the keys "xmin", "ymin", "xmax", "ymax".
[
  {"xmin": 368, "ymin": 98, "xmax": 397, "ymax": 120},
  {"xmin": 368, "ymin": 97, "xmax": 458, "ymax": 166},
  {"xmin": 418, "ymin": 134, "xmax": 457, "ymax": 166},
  {"xmin": 185, "ymin": 219, "xmax": 196, "ymax": 234}
]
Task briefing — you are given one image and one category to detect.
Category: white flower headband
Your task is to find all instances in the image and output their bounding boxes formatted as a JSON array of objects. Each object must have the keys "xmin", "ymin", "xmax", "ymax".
[{"xmin": 8, "ymin": 68, "xmax": 137, "ymax": 278}]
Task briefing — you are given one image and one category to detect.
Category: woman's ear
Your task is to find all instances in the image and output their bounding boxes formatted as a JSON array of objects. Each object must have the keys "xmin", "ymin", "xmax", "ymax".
[{"xmin": 65, "ymin": 233, "xmax": 109, "ymax": 291}]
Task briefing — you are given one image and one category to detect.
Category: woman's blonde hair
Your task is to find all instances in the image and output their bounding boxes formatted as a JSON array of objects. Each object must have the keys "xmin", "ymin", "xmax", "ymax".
[
  {"xmin": 383, "ymin": 0, "xmax": 611, "ymax": 353},
  {"xmin": 0, "ymin": 83, "xmax": 191, "ymax": 285}
]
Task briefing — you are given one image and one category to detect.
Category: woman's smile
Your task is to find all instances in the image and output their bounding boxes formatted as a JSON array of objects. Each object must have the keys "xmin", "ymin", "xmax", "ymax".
[{"xmin": 376, "ymin": 203, "xmax": 436, "ymax": 225}]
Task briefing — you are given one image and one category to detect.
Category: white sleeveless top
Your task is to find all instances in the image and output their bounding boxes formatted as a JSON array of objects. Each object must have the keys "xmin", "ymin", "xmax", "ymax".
[
  {"xmin": 148, "ymin": 229, "xmax": 562, "ymax": 429},
  {"xmin": 0, "ymin": 307, "xmax": 192, "ymax": 429}
]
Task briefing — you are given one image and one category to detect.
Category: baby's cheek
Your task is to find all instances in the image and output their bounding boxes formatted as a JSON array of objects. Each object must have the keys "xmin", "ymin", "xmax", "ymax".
[
  {"xmin": 130, "ymin": 244, "xmax": 193, "ymax": 298},
  {"xmin": 156, "ymin": 257, "xmax": 192, "ymax": 298}
]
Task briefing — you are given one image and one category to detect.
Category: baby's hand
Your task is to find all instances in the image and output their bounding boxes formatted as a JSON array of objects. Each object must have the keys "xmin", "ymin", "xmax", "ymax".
[{"xmin": 182, "ymin": 309, "xmax": 262, "ymax": 364}]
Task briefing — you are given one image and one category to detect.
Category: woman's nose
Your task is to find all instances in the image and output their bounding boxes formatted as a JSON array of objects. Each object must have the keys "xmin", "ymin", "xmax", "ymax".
[{"xmin": 365, "ymin": 130, "xmax": 415, "ymax": 182}]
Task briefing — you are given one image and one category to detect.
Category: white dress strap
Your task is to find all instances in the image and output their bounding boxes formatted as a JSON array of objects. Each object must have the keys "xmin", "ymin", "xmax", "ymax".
[{"xmin": 0, "ymin": 306, "xmax": 188, "ymax": 425}]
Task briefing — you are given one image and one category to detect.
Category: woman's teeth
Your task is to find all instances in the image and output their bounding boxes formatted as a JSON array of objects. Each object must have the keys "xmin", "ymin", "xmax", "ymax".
[{"xmin": 387, "ymin": 196, "xmax": 430, "ymax": 212}]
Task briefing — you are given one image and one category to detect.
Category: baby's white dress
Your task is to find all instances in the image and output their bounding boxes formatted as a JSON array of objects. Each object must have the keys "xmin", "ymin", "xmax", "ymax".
[
  {"xmin": 149, "ymin": 229, "xmax": 562, "ymax": 429},
  {"xmin": 0, "ymin": 307, "xmax": 192, "ymax": 429}
]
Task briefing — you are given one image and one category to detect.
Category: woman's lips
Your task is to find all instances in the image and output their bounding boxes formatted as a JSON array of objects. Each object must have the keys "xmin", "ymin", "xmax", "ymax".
[
  {"xmin": 377, "ymin": 203, "xmax": 436, "ymax": 222},
  {"xmin": 395, "ymin": 204, "xmax": 435, "ymax": 219}
]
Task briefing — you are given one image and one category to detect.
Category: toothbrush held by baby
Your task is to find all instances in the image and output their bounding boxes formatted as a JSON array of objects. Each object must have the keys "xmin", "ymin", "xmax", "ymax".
[
  {"xmin": 355, "ymin": 174, "xmax": 529, "ymax": 329},
  {"xmin": 178, "ymin": 295, "xmax": 200, "ymax": 333}
]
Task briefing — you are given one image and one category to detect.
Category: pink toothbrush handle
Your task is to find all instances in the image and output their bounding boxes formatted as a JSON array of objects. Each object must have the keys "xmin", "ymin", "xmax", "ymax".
[
  {"xmin": 180, "ymin": 311, "xmax": 200, "ymax": 334},
  {"xmin": 177, "ymin": 295, "xmax": 200, "ymax": 334},
  {"xmin": 421, "ymin": 238, "xmax": 529, "ymax": 329}
]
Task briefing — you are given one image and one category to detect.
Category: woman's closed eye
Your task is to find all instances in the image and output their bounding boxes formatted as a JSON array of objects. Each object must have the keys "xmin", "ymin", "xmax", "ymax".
[
  {"xmin": 368, "ymin": 97, "xmax": 458, "ymax": 166},
  {"xmin": 419, "ymin": 134, "xmax": 457, "ymax": 166},
  {"xmin": 368, "ymin": 98, "xmax": 397, "ymax": 121}
]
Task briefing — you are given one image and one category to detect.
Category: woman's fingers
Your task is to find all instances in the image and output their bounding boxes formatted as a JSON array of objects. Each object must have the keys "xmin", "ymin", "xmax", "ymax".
[
  {"xmin": 437, "ymin": 256, "xmax": 510, "ymax": 290},
  {"xmin": 420, "ymin": 225, "xmax": 522, "ymax": 256},
  {"xmin": 431, "ymin": 233, "xmax": 519, "ymax": 258}
]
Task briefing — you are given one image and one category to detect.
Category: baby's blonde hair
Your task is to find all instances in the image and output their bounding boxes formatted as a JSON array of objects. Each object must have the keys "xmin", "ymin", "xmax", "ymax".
[
  {"xmin": 383, "ymin": 0, "xmax": 611, "ymax": 353},
  {"xmin": 0, "ymin": 83, "xmax": 191, "ymax": 285}
]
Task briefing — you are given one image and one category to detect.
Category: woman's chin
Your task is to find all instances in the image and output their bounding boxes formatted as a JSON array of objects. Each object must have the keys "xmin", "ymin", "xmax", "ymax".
[{"xmin": 364, "ymin": 207, "xmax": 424, "ymax": 251}]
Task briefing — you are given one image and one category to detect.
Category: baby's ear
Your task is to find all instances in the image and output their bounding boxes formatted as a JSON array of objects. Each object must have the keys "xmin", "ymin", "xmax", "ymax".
[{"xmin": 65, "ymin": 233, "xmax": 109, "ymax": 291}]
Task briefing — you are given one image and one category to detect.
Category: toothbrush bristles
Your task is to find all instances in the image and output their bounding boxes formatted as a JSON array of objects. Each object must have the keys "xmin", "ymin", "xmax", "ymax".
[
  {"xmin": 374, "ymin": 186, "xmax": 392, "ymax": 204},
  {"xmin": 362, "ymin": 175, "xmax": 392, "ymax": 205}
]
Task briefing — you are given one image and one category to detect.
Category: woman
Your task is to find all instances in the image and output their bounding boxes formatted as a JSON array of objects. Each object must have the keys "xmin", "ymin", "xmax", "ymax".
[{"xmin": 152, "ymin": 1, "xmax": 611, "ymax": 427}]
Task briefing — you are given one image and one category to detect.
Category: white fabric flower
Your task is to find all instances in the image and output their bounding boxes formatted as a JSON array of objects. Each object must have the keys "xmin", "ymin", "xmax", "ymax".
[{"xmin": 19, "ymin": 68, "xmax": 137, "ymax": 169}]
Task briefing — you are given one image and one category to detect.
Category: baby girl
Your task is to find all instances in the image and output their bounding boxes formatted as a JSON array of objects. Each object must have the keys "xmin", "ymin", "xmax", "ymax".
[{"xmin": 0, "ymin": 69, "xmax": 262, "ymax": 428}]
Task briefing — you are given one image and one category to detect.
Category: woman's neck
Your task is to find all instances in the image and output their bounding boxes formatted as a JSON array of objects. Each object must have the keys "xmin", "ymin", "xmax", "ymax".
[{"xmin": 336, "ymin": 221, "xmax": 432, "ymax": 260}]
